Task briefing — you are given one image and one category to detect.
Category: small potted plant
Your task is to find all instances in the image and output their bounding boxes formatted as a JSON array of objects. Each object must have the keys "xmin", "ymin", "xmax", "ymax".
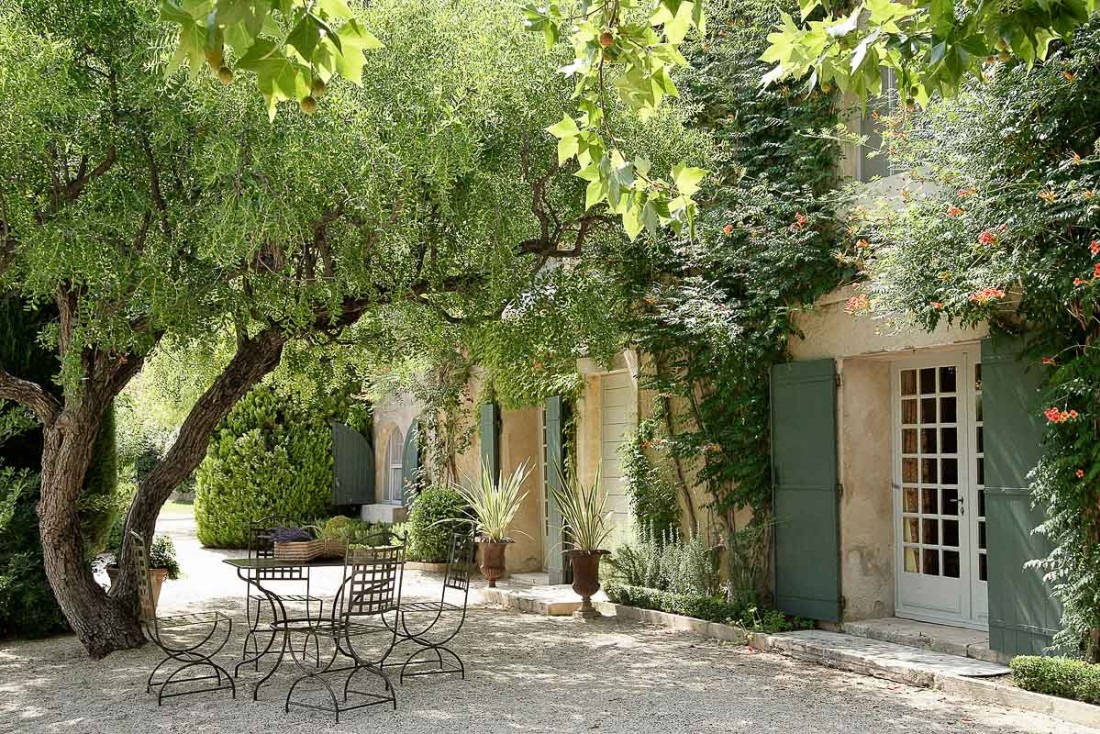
[
  {"xmin": 551, "ymin": 466, "xmax": 614, "ymax": 619},
  {"xmin": 452, "ymin": 463, "xmax": 531, "ymax": 587},
  {"xmin": 105, "ymin": 535, "xmax": 181, "ymax": 612}
]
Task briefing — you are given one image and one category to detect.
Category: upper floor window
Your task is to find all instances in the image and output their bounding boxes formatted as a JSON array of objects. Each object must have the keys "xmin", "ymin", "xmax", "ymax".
[{"xmin": 858, "ymin": 68, "xmax": 901, "ymax": 182}]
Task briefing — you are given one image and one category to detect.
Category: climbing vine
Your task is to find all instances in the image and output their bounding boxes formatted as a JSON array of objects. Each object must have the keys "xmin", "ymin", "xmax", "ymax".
[
  {"xmin": 841, "ymin": 21, "xmax": 1100, "ymax": 658},
  {"xmin": 618, "ymin": 0, "xmax": 844, "ymax": 541}
]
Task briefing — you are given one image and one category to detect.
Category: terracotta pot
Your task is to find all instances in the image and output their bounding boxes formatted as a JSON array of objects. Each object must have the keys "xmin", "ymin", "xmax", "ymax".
[
  {"xmin": 477, "ymin": 539, "xmax": 511, "ymax": 588},
  {"xmin": 106, "ymin": 566, "xmax": 169, "ymax": 612},
  {"xmin": 567, "ymin": 549, "xmax": 610, "ymax": 619}
]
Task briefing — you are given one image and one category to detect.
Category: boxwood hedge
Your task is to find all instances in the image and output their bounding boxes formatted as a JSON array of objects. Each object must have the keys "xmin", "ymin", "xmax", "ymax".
[
  {"xmin": 195, "ymin": 385, "xmax": 364, "ymax": 548},
  {"xmin": 1011, "ymin": 655, "xmax": 1100, "ymax": 704}
]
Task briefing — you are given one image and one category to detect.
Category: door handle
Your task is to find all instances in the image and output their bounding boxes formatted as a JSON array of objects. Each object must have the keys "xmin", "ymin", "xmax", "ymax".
[{"xmin": 946, "ymin": 495, "xmax": 965, "ymax": 516}]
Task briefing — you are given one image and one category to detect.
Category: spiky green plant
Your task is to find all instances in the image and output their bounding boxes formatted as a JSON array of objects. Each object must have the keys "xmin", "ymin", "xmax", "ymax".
[
  {"xmin": 552, "ymin": 466, "xmax": 615, "ymax": 552},
  {"xmin": 453, "ymin": 463, "xmax": 531, "ymax": 543}
]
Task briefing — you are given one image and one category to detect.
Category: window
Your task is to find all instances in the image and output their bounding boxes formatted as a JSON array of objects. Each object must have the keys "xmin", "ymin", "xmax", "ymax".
[
  {"xmin": 858, "ymin": 68, "xmax": 900, "ymax": 182},
  {"xmin": 384, "ymin": 428, "xmax": 404, "ymax": 504}
]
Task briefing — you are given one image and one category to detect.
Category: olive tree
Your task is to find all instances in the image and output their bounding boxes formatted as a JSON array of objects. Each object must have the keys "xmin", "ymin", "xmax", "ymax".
[{"xmin": 0, "ymin": 0, "xmax": 688, "ymax": 656}]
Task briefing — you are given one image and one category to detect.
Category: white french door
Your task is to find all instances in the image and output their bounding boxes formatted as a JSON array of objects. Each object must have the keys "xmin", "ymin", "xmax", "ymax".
[{"xmin": 892, "ymin": 347, "xmax": 988, "ymax": 628}]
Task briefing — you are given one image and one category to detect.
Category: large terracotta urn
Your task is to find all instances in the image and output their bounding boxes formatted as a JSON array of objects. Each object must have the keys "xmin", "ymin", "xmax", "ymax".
[
  {"xmin": 567, "ymin": 549, "xmax": 610, "ymax": 619},
  {"xmin": 477, "ymin": 539, "xmax": 512, "ymax": 587}
]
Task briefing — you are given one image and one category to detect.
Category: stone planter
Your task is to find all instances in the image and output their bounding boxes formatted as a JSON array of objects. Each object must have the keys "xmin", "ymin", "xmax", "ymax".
[
  {"xmin": 477, "ymin": 539, "xmax": 512, "ymax": 588},
  {"xmin": 106, "ymin": 566, "xmax": 169, "ymax": 612},
  {"xmin": 567, "ymin": 549, "xmax": 610, "ymax": 619}
]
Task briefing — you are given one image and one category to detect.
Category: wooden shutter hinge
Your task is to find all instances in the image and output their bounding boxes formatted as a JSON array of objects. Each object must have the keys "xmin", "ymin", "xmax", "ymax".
[
  {"xmin": 837, "ymin": 482, "xmax": 844, "ymax": 497},
  {"xmin": 835, "ymin": 373, "xmax": 842, "ymax": 389}
]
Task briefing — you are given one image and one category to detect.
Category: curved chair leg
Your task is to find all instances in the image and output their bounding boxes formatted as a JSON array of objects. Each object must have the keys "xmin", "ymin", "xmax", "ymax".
[
  {"xmin": 399, "ymin": 641, "xmax": 464, "ymax": 682},
  {"xmin": 343, "ymin": 662, "xmax": 397, "ymax": 710},
  {"xmin": 287, "ymin": 671, "xmax": 343, "ymax": 723},
  {"xmin": 156, "ymin": 659, "xmax": 236, "ymax": 705}
]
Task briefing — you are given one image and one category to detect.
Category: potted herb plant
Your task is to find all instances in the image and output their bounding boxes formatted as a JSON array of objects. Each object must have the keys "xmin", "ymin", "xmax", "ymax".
[
  {"xmin": 551, "ymin": 467, "xmax": 614, "ymax": 619},
  {"xmin": 105, "ymin": 535, "xmax": 181, "ymax": 612},
  {"xmin": 453, "ymin": 463, "xmax": 531, "ymax": 587}
]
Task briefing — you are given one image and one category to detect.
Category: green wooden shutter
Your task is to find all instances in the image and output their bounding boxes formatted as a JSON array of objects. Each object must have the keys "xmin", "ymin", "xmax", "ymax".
[
  {"xmin": 400, "ymin": 418, "xmax": 421, "ymax": 505},
  {"xmin": 331, "ymin": 422, "xmax": 375, "ymax": 505},
  {"xmin": 771, "ymin": 359, "xmax": 842, "ymax": 621},
  {"xmin": 982, "ymin": 335, "xmax": 1060, "ymax": 656},
  {"xmin": 545, "ymin": 396, "xmax": 566, "ymax": 584},
  {"xmin": 480, "ymin": 403, "xmax": 500, "ymax": 481}
]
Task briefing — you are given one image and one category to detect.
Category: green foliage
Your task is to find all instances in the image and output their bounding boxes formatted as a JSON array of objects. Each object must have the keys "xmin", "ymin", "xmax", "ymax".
[
  {"xmin": 0, "ymin": 470, "xmax": 69, "ymax": 638},
  {"xmin": 1011, "ymin": 655, "xmax": 1100, "ymax": 704},
  {"xmin": 160, "ymin": 0, "xmax": 382, "ymax": 118},
  {"xmin": 609, "ymin": 530, "xmax": 719, "ymax": 596},
  {"xmin": 452, "ymin": 464, "xmax": 531, "ymax": 543},
  {"xmin": 844, "ymin": 21, "xmax": 1100, "ymax": 656},
  {"xmin": 620, "ymin": 0, "xmax": 843, "ymax": 527},
  {"xmin": 0, "ymin": 299, "xmax": 119, "ymax": 639},
  {"xmin": 551, "ymin": 465, "xmax": 616, "ymax": 551},
  {"xmin": 403, "ymin": 485, "xmax": 468, "ymax": 563},
  {"xmin": 620, "ymin": 422, "xmax": 680, "ymax": 537},
  {"xmin": 148, "ymin": 535, "xmax": 181, "ymax": 580},
  {"xmin": 604, "ymin": 581, "xmax": 812, "ymax": 632},
  {"xmin": 194, "ymin": 384, "xmax": 357, "ymax": 548},
  {"xmin": 162, "ymin": 0, "xmax": 706, "ymax": 237},
  {"xmin": 762, "ymin": 0, "xmax": 1100, "ymax": 103}
]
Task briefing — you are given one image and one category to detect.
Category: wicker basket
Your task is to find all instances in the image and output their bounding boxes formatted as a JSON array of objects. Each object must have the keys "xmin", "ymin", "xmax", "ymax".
[
  {"xmin": 322, "ymin": 538, "xmax": 348, "ymax": 559},
  {"xmin": 273, "ymin": 539, "xmax": 325, "ymax": 562}
]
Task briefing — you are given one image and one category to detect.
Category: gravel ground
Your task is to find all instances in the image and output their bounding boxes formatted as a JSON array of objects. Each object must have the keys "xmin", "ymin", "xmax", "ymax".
[{"xmin": 0, "ymin": 516, "xmax": 1092, "ymax": 734}]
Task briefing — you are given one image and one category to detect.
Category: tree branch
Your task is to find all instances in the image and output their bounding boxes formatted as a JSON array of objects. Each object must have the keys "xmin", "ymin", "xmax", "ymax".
[{"xmin": 0, "ymin": 367, "xmax": 61, "ymax": 425}]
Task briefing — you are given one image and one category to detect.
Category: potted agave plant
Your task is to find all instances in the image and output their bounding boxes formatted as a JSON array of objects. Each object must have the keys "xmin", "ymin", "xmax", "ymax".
[
  {"xmin": 453, "ymin": 463, "xmax": 531, "ymax": 587},
  {"xmin": 551, "ymin": 466, "xmax": 614, "ymax": 619}
]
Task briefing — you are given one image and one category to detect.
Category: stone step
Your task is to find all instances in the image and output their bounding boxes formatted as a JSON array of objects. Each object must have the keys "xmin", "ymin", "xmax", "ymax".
[
  {"xmin": 755, "ymin": 630, "xmax": 1010, "ymax": 689},
  {"xmin": 843, "ymin": 617, "xmax": 1009, "ymax": 665},
  {"xmin": 508, "ymin": 572, "xmax": 550, "ymax": 589}
]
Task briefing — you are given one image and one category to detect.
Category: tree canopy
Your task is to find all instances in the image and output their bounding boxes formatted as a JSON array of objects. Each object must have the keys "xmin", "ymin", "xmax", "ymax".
[
  {"xmin": 0, "ymin": 0, "xmax": 701, "ymax": 656},
  {"xmin": 762, "ymin": 0, "xmax": 1099, "ymax": 103}
]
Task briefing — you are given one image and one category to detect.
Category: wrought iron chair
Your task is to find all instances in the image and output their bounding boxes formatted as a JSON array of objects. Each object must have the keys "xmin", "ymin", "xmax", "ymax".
[
  {"xmin": 279, "ymin": 538, "xmax": 405, "ymax": 722},
  {"xmin": 390, "ymin": 528, "xmax": 476, "ymax": 682},
  {"xmin": 238, "ymin": 515, "xmax": 324, "ymax": 673},
  {"xmin": 129, "ymin": 531, "xmax": 235, "ymax": 705}
]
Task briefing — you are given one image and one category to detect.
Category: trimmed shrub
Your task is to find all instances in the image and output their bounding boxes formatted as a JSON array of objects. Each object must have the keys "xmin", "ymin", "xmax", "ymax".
[
  {"xmin": 604, "ymin": 581, "xmax": 812, "ymax": 634},
  {"xmin": 195, "ymin": 385, "xmax": 359, "ymax": 548},
  {"xmin": 404, "ymin": 486, "xmax": 469, "ymax": 562},
  {"xmin": 1011, "ymin": 656, "xmax": 1100, "ymax": 704}
]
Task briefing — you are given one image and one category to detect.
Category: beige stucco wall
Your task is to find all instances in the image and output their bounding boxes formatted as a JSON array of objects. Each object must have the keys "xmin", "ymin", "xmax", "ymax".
[
  {"xmin": 837, "ymin": 358, "xmax": 895, "ymax": 620},
  {"xmin": 790, "ymin": 285, "xmax": 988, "ymax": 361}
]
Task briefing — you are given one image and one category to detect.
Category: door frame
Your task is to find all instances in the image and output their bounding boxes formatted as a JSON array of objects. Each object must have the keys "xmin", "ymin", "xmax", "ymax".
[{"xmin": 891, "ymin": 345, "xmax": 987, "ymax": 630}]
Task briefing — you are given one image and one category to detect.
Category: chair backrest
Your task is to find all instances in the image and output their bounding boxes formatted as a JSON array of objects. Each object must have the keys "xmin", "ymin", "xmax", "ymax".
[
  {"xmin": 334, "ymin": 543, "xmax": 405, "ymax": 621},
  {"xmin": 248, "ymin": 515, "xmax": 309, "ymax": 581},
  {"xmin": 443, "ymin": 528, "xmax": 477, "ymax": 594},
  {"xmin": 128, "ymin": 530, "xmax": 157, "ymax": 624}
]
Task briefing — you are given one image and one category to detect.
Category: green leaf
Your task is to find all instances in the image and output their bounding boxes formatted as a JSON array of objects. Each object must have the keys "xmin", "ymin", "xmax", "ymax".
[
  {"xmin": 547, "ymin": 115, "xmax": 580, "ymax": 139},
  {"xmin": 585, "ymin": 179, "xmax": 607, "ymax": 210},
  {"xmin": 671, "ymin": 164, "xmax": 707, "ymax": 197}
]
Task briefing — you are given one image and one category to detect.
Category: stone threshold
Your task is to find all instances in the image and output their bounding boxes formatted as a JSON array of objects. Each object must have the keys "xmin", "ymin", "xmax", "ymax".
[
  {"xmin": 482, "ymin": 586, "xmax": 1100, "ymax": 729},
  {"xmin": 843, "ymin": 616, "xmax": 1009, "ymax": 665}
]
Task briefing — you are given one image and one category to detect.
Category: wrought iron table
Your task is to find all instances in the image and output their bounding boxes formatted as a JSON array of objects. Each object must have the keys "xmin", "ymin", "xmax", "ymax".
[{"xmin": 223, "ymin": 557, "xmax": 345, "ymax": 700}]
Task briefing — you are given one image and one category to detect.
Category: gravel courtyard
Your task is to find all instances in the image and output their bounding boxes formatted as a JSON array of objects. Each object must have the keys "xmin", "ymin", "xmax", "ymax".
[{"xmin": 0, "ymin": 516, "xmax": 1091, "ymax": 734}]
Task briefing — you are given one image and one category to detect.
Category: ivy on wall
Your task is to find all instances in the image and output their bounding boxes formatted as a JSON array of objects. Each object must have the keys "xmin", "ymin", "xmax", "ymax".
[{"xmin": 618, "ymin": 0, "xmax": 844, "ymax": 541}]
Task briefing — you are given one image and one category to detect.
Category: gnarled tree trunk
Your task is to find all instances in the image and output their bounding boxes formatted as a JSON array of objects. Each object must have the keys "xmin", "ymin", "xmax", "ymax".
[{"xmin": 39, "ymin": 405, "xmax": 144, "ymax": 657}]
